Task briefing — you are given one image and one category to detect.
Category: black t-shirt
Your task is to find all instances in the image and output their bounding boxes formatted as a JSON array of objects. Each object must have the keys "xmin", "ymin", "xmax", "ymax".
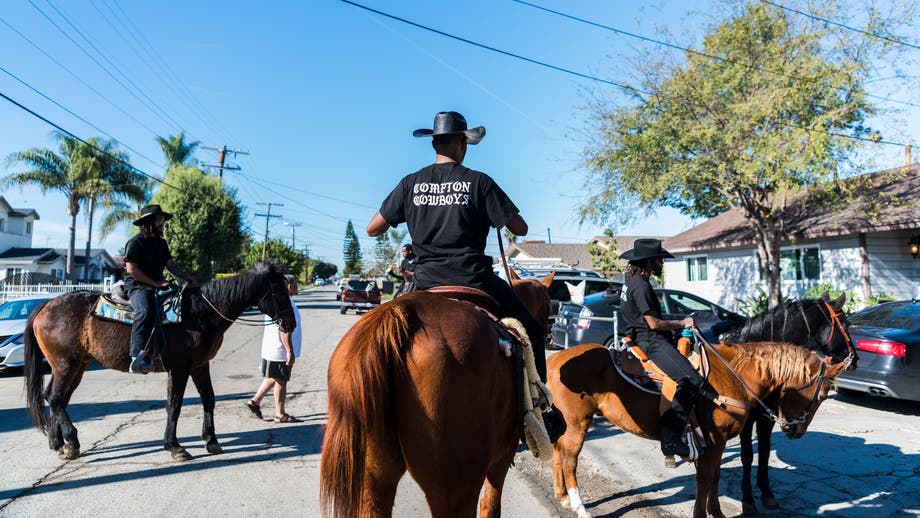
[
  {"xmin": 123, "ymin": 233, "xmax": 172, "ymax": 291},
  {"xmin": 399, "ymin": 255, "xmax": 417, "ymax": 275},
  {"xmin": 620, "ymin": 274, "xmax": 672, "ymax": 348},
  {"xmin": 379, "ymin": 162, "xmax": 518, "ymax": 289}
]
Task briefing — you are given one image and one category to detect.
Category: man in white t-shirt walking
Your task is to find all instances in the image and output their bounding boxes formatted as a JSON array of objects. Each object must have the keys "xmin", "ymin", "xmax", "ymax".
[{"xmin": 245, "ymin": 274, "xmax": 303, "ymax": 423}]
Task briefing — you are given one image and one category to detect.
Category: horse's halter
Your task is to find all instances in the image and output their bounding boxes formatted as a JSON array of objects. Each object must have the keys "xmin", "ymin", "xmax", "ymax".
[
  {"xmin": 199, "ymin": 275, "xmax": 294, "ymax": 330},
  {"xmin": 258, "ymin": 277, "xmax": 295, "ymax": 331},
  {"xmin": 779, "ymin": 359, "xmax": 830, "ymax": 427},
  {"xmin": 820, "ymin": 301, "xmax": 856, "ymax": 368}
]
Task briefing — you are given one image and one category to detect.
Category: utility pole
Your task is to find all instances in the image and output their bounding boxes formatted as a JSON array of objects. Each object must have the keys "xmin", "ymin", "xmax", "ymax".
[
  {"xmin": 284, "ymin": 221, "xmax": 302, "ymax": 249},
  {"xmin": 255, "ymin": 202, "xmax": 283, "ymax": 260},
  {"xmin": 547, "ymin": 227, "xmax": 552, "ymax": 244},
  {"xmin": 201, "ymin": 145, "xmax": 249, "ymax": 184}
]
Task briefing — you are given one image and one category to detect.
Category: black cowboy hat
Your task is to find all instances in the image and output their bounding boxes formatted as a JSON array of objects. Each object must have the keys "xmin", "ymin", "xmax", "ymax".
[
  {"xmin": 133, "ymin": 204, "xmax": 173, "ymax": 226},
  {"xmin": 413, "ymin": 111, "xmax": 485, "ymax": 145},
  {"xmin": 620, "ymin": 239, "xmax": 674, "ymax": 261}
]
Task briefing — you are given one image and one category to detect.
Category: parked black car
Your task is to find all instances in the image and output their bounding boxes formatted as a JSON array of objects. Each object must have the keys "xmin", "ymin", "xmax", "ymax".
[
  {"xmin": 835, "ymin": 300, "xmax": 920, "ymax": 402},
  {"xmin": 550, "ymin": 284, "xmax": 744, "ymax": 349}
]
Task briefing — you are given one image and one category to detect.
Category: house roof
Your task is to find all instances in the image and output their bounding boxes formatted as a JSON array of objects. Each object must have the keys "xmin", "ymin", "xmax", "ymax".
[
  {"xmin": 507, "ymin": 235, "xmax": 669, "ymax": 268},
  {"xmin": 664, "ymin": 164, "xmax": 920, "ymax": 253},
  {"xmin": 0, "ymin": 196, "xmax": 39, "ymax": 219},
  {"xmin": 0, "ymin": 247, "xmax": 60, "ymax": 263},
  {"xmin": 54, "ymin": 248, "xmax": 115, "ymax": 265}
]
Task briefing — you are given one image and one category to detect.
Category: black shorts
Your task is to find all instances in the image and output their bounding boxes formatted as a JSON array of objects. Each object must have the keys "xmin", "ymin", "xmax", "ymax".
[{"xmin": 260, "ymin": 359, "xmax": 292, "ymax": 382}]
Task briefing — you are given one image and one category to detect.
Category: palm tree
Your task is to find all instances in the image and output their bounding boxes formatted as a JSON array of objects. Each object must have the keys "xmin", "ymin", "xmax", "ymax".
[
  {"xmin": 156, "ymin": 131, "xmax": 200, "ymax": 168},
  {"xmin": 3, "ymin": 132, "xmax": 96, "ymax": 281},
  {"xmin": 80, "ymin": 142, "xmax": 147, "ymax": 280}
]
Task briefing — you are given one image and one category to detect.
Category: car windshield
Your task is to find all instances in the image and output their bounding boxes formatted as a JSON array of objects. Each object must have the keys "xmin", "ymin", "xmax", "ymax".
[
  {"xmin": 0, "ymin": 299, "xmax": 45, "ymax": 320},
  {"xmin": 346, "ymin": 281, "xmax": 376, "ymax": 291},
  {"xmin": 849, "ymin": 302, "xmax": 920, "ymax": 331}
]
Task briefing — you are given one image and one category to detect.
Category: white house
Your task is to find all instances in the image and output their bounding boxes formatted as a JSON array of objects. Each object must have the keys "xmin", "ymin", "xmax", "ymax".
[
  {"xmin": 662, "ymin": 164, "xmax": 920, "ymax": 311},
  {"xmin": 0, "ymin": 196, "xmax": 38, "ymax": 251}
]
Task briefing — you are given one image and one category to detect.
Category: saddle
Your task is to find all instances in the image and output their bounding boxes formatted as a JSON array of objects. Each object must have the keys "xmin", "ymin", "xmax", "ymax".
[
  {"xmin": 93, "ymin": 282, "xmax": 182, "ymax": 326},
  {"xmin": 610, "ymin": 335, "xmax": 710, "ymax": 412},
  {"xmin": 425, "ymin": 285, "xmax": 554, "ymax": 460}
]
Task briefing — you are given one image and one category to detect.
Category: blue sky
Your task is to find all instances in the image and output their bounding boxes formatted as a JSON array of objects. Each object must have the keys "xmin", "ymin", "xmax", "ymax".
[{"xmin": 0, "ymin": 0, "xmax": 916, "ymax": 270}]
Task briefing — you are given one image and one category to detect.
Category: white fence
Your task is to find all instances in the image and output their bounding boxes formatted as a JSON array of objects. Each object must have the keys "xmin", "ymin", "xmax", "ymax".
[{"xmin": 0, "ymin": 279, "xmax": 114, "ymax": 303}]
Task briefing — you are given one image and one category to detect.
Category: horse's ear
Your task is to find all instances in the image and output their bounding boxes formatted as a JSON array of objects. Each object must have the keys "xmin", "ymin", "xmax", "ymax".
[
  {"xmin": 508, "ymin": 268, "xmax": 522, "ymax": 281},
  {"xmin": 827, "ymin": 359, "xmax": 848, "ymax": 378},
  {"xmin": 540, "ymin": 271, "xmax": 556, "ymax": 288},
  {"xmin": 832, "ymin": 292, "xmax": 846, "ymax": 309},
  {"xmin": 819, "ymin": 291, "xmax": 830, "ymax": 302}
]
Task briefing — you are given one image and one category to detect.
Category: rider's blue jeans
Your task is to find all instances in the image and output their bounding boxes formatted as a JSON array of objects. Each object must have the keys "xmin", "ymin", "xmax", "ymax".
[{"xmin": 129, "ymin": 287, "xmax": 159, "ymax": 358}]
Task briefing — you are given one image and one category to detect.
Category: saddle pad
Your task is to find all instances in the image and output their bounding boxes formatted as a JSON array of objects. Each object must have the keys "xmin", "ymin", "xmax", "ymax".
[{"xmin": 93, "ymin": 295, "xmax": 181, "ymax": 326}]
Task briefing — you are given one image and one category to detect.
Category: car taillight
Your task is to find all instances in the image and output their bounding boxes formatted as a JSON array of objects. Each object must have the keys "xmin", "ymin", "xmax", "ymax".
[
  {"xmin": 856, "ymin": 339, "xmax": 906, "ymax": 358},
  {"xmin": 575, "ymin": 307, "xmax": 593, "ymax": 330}
]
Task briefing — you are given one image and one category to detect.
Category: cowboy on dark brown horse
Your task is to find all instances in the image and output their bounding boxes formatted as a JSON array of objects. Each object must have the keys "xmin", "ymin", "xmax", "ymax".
[
  {"xmin": 620, "ymin": 238, "xmax": 702, "ymax": 460},
  {"xmin": 124, "ymin": 204, "xmax": 197, "ymax": 373}
]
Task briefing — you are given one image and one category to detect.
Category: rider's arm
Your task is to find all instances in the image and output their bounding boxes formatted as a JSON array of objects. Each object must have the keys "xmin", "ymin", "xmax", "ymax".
[
  {"xmin": 643, "ymin": 314, "xmax": 694, "ymax": 331},
  {"xmin": 166, "ymin": 259, "xmax": 198, "ymax": 287},
  {"xmin": 125, "ymin": 261, "xmax": 169, "ymax": 288},
  {"xmin": 505, "ymin": 214, "xmax": 528, "ymax": 236},
  {"xmin": 366, "ymin": 211, "xmax": 390, "ymax": 237}
]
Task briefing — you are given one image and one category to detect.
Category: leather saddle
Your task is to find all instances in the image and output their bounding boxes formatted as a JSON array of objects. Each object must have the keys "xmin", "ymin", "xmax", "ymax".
[
  {"xmin": 610, "ymin": 336, "xmax": 711, "ymax": 412},
  {"xmin": 93, "ymin": 282, "xmax": 182, "ymax": 325}
]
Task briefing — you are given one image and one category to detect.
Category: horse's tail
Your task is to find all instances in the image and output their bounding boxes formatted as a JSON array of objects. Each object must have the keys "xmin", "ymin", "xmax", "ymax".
[
  {"xmin": 23, "ymin": 300, "xmax": 50, "ymax": 434},
  {"xmin": 320, "ymin": 301, "xmax": 411, "ymax": 518}
]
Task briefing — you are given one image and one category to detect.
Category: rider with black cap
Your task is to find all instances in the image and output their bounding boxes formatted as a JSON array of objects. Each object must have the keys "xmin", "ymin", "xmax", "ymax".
[
  {"xmin": 619, "ymin": 238, "xmax": 702, "ymax": 460},
  {"xmin": 123, "ymin": 205, "xmax": 197, "ymax": 374}
]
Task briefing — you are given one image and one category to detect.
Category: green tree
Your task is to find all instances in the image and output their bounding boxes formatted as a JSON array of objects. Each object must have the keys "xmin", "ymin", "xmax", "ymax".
[
  {"xmin": 156, "ymin": 131, "xmax": 200, "ymax": 169},
  {"xmin": 308, "ymin": 259, "xmax": 338, "ymax": 282},
  {"xmin": 580, "ymin": 2, "xmax": 909, "ymax": 307},
  {"xmin": 588, "ymin": 231, "xmax": 620, "ymax": 279},
  {"xmin": 2, "ymin": 131, "xmax": 136, "ymax": 281},
  {"xmin": 342, "ymin": 220, "xmax": 362, "ymax": 275},
  {"xmin": 150, "ymin": 166, "xmax": 246, "ymax": 281},
  {"xmin": 243, "ymin": 238, "xmax": 304, "ymax": 278}
]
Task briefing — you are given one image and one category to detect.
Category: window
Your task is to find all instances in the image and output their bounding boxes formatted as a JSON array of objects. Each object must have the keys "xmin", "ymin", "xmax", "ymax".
[
  {"xmin": 0, "ymin": 219, "xmax": 5, "ymax": 232},
  {"xmin": 780, "ymin": 247, "xmax": 820, "ymax": 281},
  {"xmin": 685, "ymin": 256, "xmax": 708, "ymax": 281},
  {"xmin": 5, "ymin": 268, "xmax": 23, "ymax": 279},
  {"xmin": 51, "ymin": 268, "xmax": 64, "ymax": 280},
  {"xmin": 25, "ymin": 221, "xmax": 32, "ymax": 234}
]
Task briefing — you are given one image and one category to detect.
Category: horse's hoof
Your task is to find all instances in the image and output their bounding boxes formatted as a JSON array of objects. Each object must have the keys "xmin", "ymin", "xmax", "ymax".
[
  {"xmin": 206, "ymin": 443, "xmax": 223, "ymax": 455},
  {"xmin": 762, "ymin": 496, "xmax": 779, "ymax": 509},
  {"xmin": 171, "ymin": 449, "xmax": 192, "ymax": 462},
  {"xmin": 49, "ymin": 440, "xmax": 63, "ymax": 451},
  {"xmin": 741, "ymin": 501, "xmax": 758, "ymax": 515},
  {"xmin": 558, "ymin": 496, "xmax": 571, "ymax": 509},
  {"xmin": 58, "ymin": 445, "xmax": 79, "ymax": 460}
]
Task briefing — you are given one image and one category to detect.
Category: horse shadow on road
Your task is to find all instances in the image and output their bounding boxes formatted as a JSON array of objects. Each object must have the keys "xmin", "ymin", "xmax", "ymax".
[{"xmin": 580, "ymin": 416, "xmax": 919, "ymax": 517}]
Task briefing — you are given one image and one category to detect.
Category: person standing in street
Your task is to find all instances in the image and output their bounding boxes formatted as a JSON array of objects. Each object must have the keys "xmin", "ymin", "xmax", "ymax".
[{"xmin": 245, "ymin": 274, "xmax": 303, "ymax": 423}]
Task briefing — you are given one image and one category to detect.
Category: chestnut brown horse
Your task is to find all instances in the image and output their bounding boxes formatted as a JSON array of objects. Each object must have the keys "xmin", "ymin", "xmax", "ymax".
[
  {"xmin": 320, "ymin": 274, "xmax": 553, "ymax": 518},
  {"xmin": 23, "ymin": 261, "xmax": 296, "ymax": 461},
  {"xmin": 548, "ymin": 341, "xmax": 848, "ymax": 518}
]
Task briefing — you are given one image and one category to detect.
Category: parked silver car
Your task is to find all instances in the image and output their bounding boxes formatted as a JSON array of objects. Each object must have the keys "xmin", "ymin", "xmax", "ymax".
[{"xmin": 0, "ymin": 294, "xmax": 53, "ymax": 370}]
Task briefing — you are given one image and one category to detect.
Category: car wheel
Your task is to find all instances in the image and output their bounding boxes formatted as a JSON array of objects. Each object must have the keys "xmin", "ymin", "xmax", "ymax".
[{"xmin": 340, "ymin": 306, "xmax": 347, "ymax": 315}]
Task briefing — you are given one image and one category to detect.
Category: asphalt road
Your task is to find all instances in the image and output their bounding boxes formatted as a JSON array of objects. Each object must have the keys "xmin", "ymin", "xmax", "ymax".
[{"xmin": 1, "ymin": 285, "xmax": 918, "ymax": 517}]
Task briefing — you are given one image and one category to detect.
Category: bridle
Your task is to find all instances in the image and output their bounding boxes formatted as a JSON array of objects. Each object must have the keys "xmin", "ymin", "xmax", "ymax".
[
  {"xmin": 199, "ymin": 276, "xmax": 294, "ymax": 329},
  {"xmin": 779, "ymin": 358, "xmax": 830, "ymax": 427},
  {"xmin": 821, "ymin": 301, "xmax": 856, "ymax": 368}
]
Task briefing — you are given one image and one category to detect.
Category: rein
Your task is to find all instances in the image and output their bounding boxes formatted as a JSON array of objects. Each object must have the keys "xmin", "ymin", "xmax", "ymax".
[
  {"xmin": 496, "ymin": 228, "xmax": 513, "ymax": 283},
  {"xmin": 692, "ymin": 328, "xmax": 827, "ymax": 428},
  {"xmin": 822, "ymin": 301, "xmax": 856, "ymax": 367},
  {"xmin": 198, "ymin": 277, "xmax": 292, "ymax": 327}
]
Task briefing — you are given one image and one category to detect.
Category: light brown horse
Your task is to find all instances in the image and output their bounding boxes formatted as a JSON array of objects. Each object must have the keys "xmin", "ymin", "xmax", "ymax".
[
  {"xmin": 548, "ymin": 341, "xmax": 848, "ymax": 518},
  {"xmin": 320, "ymin": 274, "xmax": 553, "ymax": 518}
]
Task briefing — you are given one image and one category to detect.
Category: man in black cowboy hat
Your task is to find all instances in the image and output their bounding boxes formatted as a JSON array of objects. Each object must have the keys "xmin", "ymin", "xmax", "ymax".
[
  {"xmin": 123, "ymin": 204, "xmax": 197, "ymax": 374},
  {"xmin": 619, "ymin": 238, "xmax": 703, "ymax": 461},
  {"xmin": 366, "ymin": 111, "xmax": 547, "ymax": 379}
]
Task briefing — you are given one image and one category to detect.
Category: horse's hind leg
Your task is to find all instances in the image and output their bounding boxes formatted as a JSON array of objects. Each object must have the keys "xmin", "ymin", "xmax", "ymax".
[
  {"xmin": 361, "ymin": 433, "xmax": 405, "ymax": 517},
  {"xmin": 554, "ymin": 424, "xmax": 592, "ymax": 518},
  {"xmin": 190, "ymin": 364, "xmax": 222, "ymax": 454},
  {"xmin": 47, "ymin": 363, "xmax": 88, "ymax": 460},
  {"xmin": 739, "ymin": 415, "xmax": 757, "ymax": 515},
  {"xmin": 479, "ymin": 452, "xmax": 514, "ymax": 518},
  {"xmin": 756, "ymin": 416, "xmax": 778, "ymax": 509},
  {"xmin": 164, "ymin": 369, "xmax": 192, "ymax": 461}
]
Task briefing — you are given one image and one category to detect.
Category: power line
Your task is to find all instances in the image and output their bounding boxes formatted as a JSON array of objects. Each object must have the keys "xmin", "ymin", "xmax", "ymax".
[
  {"xmin": 511, "ymin": 0, "xmax": 920, "ymax": 109},
  {"xmin": 0, "ymin": 64, "xmax": 166, "ymax": 170},
  {"xmin": 758, "ymin": 0, "xmax": 920, "ymax": 50},
  {"xmin": 26, "ymin": 0, "xmax": 184, "ymax": 133},
  {"xmin": 0, "ymin": 89, "xmax": 178, "ymax": 191},
  {"xmin": 340, "ymin": 0, "xmax": 916, "ymax": 149}
]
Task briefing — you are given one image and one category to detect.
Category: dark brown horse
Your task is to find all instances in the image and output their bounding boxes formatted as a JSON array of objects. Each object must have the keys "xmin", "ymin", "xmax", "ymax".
[
  {"xmin": 720, "ymin": 293, "xmax": 855, "ymax": 514},
  {"xmin": 319, "ymin": 274, "xmax": 553, "ymax": 518},
  {"xmin": 548, "ymin": 341, "xmax": 848, "ymax": 518},
  {"xmin": 23, "ymin": 261, "xmax": 296, "ymax": 461}
]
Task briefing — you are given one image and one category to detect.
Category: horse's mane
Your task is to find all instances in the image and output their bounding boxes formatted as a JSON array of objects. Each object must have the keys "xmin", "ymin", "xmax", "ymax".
[
  {"xmin": 722, "ymin": 298, "xmax": 826, "ymax": 344},
  {"xmin": 724, "ymin": 341, "xmax": 817, "ymax": 386},
  {"xmin": 199, "ymin": 260, "xmax": 285, "ymax": 303}
]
